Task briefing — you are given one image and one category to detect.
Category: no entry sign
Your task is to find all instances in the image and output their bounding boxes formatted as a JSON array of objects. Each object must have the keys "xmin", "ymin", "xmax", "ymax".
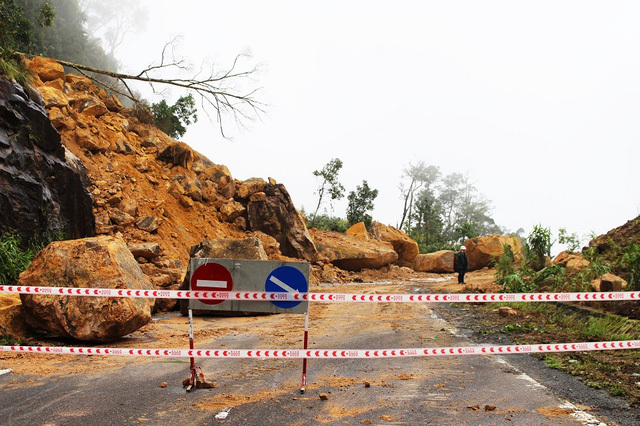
[
  {"xmin": 188, "ymin": 259, "xmax": 309, "ymax": 314},
  {"xmin": 190, "ymin": 262, "xmax": 233, "ymax": 305}
]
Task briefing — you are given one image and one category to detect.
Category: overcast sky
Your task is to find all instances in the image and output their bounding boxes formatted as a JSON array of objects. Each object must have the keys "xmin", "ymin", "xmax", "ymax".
[{"xmin": 118, "ymin": 1, "xmax": 640, "ymax": 248}]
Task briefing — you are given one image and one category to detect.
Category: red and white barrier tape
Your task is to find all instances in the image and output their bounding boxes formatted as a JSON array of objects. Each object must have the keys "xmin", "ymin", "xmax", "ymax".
[
  {"xmin": 2, "ymin": 340, "xmax": 639, "ymax": 358},
  {"xmin": 1, "ymin": 285, "xmax": 639, "ymax": 303}
]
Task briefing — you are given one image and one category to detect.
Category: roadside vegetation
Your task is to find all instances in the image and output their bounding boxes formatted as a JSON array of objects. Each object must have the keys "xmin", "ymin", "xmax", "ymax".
[
  {"xmin": 494, "ymin": 224, "xmax": 640, "ymax": 294},
  {"xmin": 465, "ymin": 301, "xmax": 640, "ymax": 406},
  {"xmin": 0, "ymin": 230, "xmax": 62, "ymax": 286}
]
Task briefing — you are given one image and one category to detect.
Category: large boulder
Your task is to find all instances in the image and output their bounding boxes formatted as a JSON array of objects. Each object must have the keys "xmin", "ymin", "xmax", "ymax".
[
  {"xmin": 19, "ymin": 236, "xmax": 153, "ymax": 342},
  {"xmin": 246, "ymin": 183, "xmax": 318, "ymax": 261},
  {"xmin": 414, "ymin": 250, "xmax": 455, "ymax": 273},
  {"xmin": 370, "ymin": 222, "xmax": 419, "ymax": 268},
  {"xmin": 0, "ymin": 78, "xmax": 95, "ymax": 243},
  {"xmin": 464, "ymin": 234, "xmax": 524, "ymax": 271},
  {"xmin": 0, "ymin": 294, "xmax": 30, "ymax": 342},
  {"xmin": 310, "ymin": 229, "xmax": 398, "ymax": 271}
]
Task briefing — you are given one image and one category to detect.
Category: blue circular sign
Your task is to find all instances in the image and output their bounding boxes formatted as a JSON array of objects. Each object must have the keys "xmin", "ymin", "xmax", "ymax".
[{"xmin": 265, "ymin": 266, "xmax": 308, "ymax": 309}]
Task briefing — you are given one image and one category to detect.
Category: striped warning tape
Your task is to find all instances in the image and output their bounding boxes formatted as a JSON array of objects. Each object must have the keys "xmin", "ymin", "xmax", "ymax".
[
  {"xmin": 1, "ymin": 285, "xmax": 638, "ymax": 303},
  {"xmin": 2, "ymin": 340, "xmax": 639, "ymax": 358}
]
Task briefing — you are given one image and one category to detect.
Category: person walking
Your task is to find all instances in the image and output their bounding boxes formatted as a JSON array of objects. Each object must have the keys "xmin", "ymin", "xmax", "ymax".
[{"xmin": 454, "ymin": 246, "xmax": 468, "ymax": 284}]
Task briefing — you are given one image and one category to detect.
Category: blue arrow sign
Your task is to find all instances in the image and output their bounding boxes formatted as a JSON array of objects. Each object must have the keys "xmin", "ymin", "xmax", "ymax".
[{"xmin": 265, "ymin": 266, "xmax": 308, "ymax": 309}]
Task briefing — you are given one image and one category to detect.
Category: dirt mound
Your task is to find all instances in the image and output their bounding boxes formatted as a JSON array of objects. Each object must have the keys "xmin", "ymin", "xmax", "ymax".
[{"xmin": 588, "ymin": 215, "xmax": 640, "ymax": 257}]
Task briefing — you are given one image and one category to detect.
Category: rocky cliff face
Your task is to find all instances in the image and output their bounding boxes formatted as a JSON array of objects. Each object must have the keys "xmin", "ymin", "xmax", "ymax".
[{"xmin": 0, "ymin": 77, "xmax": 94, "ymax": 243}]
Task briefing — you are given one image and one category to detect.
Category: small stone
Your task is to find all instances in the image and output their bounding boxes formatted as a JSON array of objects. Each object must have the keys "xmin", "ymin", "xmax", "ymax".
[
  {"xmin": 484, "ymin": 404, "xmax": 497, "ymax": 411},
  {"xmin": 498, "ymin": 307, "xmax": 518, "ymax": 317},
  {"xmin": 363, "ymin": 381, "xmax": 371, "ymax": 388},
  {"xmin": 319, "ymin": 393, "xmax": 329, "ymax": 401},
  {"xmin": 160, "ymin": 382, "xmax": 167, "ymax": 388}
]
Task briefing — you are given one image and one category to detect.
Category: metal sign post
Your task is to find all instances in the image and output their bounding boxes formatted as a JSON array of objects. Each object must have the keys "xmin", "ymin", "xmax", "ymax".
[
  {"xmin": 301, "ymin": 309, "xmax": 309, "ymax": 394},
  {"xmin": 187, "ymin": 308, "xmax": 196, "ymax": 392}
]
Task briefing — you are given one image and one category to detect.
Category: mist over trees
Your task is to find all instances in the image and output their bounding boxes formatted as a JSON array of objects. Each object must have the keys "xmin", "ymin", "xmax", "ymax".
[
  {"xmin": 15, "ymin": 0, "xmax": 118, "ymax": 70},
  {"xmin": 304, "ymin": 159, "xmax": 502, "ymax": 253},
  {"xmin": 2, "ymin": 0, "xmax": 260, "ymax": 138},
  {"xmin": 399, "ymin": 162, "xmax": 502, "ymax": 252}
]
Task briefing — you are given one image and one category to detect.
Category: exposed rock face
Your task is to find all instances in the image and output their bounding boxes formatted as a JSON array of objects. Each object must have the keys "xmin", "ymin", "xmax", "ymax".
[
  {"xmin": 414, "ymin": 250, "xmax": 455, "ymax": 273},
  {"xmin": 0, "ymin": 77, "xmax": 94, "ymax": 243},
  {"xmin": 588, "ymin": 215, "xmax": 640, "ymax": 256},
  {"xmin": 19, "ymin": 236, "xmax": 153, "ymax": 342},
  {"xmin": 464, "ymin": 234, "xmax": 524, "ymax": 271},
  {"xmin": 370, "ymin": 222, "xmax": 419, "ymax": 268},
  {"xmin": 246, "ymin": 183, "xmax": 318, "ymax": 261},
  {"xmin": 310, "ymin": 229, "xmax": 398, "ymax": 271}
]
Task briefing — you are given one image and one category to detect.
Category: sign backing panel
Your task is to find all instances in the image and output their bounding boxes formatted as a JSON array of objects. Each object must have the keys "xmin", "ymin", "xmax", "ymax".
[{"xmin": 188, "ymin": 258, "xmax": 309, "ymax": 314}]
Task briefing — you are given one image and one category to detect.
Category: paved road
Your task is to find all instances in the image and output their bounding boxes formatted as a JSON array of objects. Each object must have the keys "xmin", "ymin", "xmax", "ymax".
[{"xmin": 0, "ymin": 281, "xmax": 633, "ymax": 425}]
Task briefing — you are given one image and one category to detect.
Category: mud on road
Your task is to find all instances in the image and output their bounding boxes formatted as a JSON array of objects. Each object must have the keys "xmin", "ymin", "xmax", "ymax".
[{"xmin": 0, "ymin": 270, "xmax": 638, "ymax": 425}]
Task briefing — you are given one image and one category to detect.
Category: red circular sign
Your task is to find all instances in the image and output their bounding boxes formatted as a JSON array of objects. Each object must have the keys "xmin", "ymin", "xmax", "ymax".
[{"xmin": 190, "ymin": 263, "xmax": 233, "ymax": 305}]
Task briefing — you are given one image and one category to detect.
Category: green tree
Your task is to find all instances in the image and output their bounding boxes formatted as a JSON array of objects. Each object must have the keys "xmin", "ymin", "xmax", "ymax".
[
  {"xmin": 151, "ymin": 94, "xmax": 198, "ymax": 138},
  {"xmin": 455, "ymin": 221, "xmax": 479, "ymax": 242},
  {"xmin": 558, "ymin": 228, "xmax": 581, "ymax": 252},
  {"xmin": 399, "ymin": 165, "xmax": 502, "ymax": 252},
  {"xmin": 346, "ymin": 180, "xmax": 379, "ymax": 228},
  {"xmin": 310, "ymin": 158, "xmax": 345, "ymax": 228},
  {"xmin": 398, "ymin": 162, "xmax": 440, "ymax": 230},
  {"xmin": 0, "ymin": 0, "xmax": 55, "ymax": 83},
  {"xmin": 17, "ymin": 0, "xmax": 117, "ymax": 70},
  {"xmin": 410, "ymin": 188, "xmax": 444, "ymax": 251},
  {"xmin": 1, "ymin": 1, "xmax": 54, "ymax": 56}
]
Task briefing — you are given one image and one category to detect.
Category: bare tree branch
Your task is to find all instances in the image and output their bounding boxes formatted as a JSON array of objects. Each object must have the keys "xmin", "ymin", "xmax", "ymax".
[{"xmin": 19, "ymin": 43, "xmax": 263, "ymax": 138}]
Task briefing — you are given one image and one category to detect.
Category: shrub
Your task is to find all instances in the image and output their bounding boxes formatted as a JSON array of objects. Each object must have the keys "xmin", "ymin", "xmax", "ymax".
[
  {"xmin": 495, "ymin": 243, "xmax": 516, "ymax": 286},
  {"xmin": 0, "ymin": 231, "xmax": 36, "ymax": 285},
  {"xmin": 306, "ymin": 213, "xmax": 349, "ymax": 233},
  {"xmin": 524, "ymin": 224, "xmax": 552, "ymax": 271},
  {"xmin": 0, "ymin": 230, "xmax": 62, "ymax": 285}
]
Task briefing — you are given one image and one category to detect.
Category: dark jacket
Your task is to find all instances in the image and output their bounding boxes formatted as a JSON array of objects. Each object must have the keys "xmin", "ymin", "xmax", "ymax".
[{"xmin": 454, "ymin": 251, "xmax": 468, "ymax": 273}]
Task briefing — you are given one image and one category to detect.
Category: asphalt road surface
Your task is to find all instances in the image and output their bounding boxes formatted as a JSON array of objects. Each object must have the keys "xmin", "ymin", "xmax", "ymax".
[{"xmin": 1, "ymin": 281, "xmax": 637, "ymax": 425}]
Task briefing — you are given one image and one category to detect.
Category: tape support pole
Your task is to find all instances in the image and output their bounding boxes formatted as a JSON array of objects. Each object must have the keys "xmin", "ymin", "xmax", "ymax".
[
  {"xmin": 2, "ymin": 340, "xmax": 639, "ymax": 359},
  {"xmin": 1, "ymin": 285, "xmax": 639, "ymax": 303}
]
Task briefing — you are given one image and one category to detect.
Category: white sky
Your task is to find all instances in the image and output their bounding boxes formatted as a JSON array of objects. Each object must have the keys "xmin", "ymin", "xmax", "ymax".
[{"xmin": 118, "ymin": 1, "xmax": 640, "ymax": 248}]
